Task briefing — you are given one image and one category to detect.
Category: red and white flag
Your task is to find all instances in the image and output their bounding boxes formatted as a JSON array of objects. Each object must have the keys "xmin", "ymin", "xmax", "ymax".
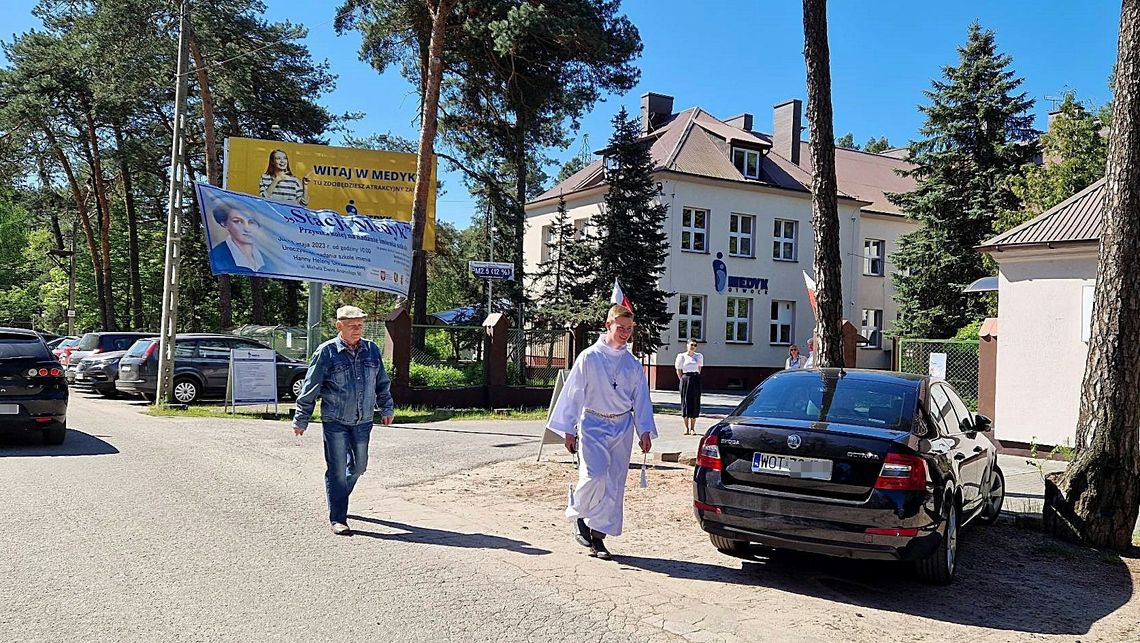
[
  {"xmin": 611, "ymin": 278, "xmax": 633, "ymax": 311},
  {"xmin": 802, "ymin": 271, "xmax": 818, "ymax": 316}
]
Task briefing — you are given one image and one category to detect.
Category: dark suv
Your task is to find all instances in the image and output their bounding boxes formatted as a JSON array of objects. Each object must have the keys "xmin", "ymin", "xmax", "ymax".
[
  {"xmin": 0, "ymin": 328, "xmax": 68, "ymax": 444},
  {"xmin": 116, "ymin": 334, "xmax": 309, "ymax": 404},
  {"xmin": 65, "ymin": 332, "xmax": 157, "ymax": 382}
]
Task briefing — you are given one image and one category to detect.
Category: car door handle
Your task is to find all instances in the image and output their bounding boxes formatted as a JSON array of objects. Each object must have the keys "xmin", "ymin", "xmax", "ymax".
[
  {"xmin": 973, "ymin": 446, "xmax": 983, "ymax": 453},
  {"xmin": 954, "ymin": 453, "xmax": 966, "ymax": 461}
]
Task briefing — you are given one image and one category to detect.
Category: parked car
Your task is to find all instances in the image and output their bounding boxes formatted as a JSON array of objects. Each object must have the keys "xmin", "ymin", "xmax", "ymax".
[
  {"xmin": 692, "ymin": 368, "xmax": 1003, "ymax": 585},
  {"xmin": 0, "ymin": 327, "xmax": 68, "ymax": 445},
  {"xmin": 72, "ymin": 350, "xmax": 128, "ymax": 397},
  {"xmin": 46, "ymin": 335, "xmax": 79, "ymax": 350},
  {"xmin": 64, "ymin": 332, "xmax": 157, "ymax": 381},
  {"xmin": 116, "ymin": 334, "xmax": 309, "ymax": 404},
  {"xmin": 51, "ymin": 337, "xmax": 80, "ymax": 360}
]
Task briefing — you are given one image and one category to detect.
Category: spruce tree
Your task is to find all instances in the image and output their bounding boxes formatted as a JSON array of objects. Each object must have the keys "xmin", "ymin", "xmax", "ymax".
[
  {"xmin": 533, "ymin": 194, "xmax": 597, "ymax": 326},
  {"xmin": 593, "ymin": 107, "xmax": 671, "ymax": 357},
  {"xmin": 889, "ymin": 22, "xmax": 1037, "ymax": 338}
]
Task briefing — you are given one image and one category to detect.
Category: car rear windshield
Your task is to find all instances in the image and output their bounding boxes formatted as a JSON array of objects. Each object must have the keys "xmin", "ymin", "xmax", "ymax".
[
  {"xmin": 0, "ymin": 333, "xmax": 53, "ymax": 360},
  {"xmin": 76, "ymin": 332, "xmax": 101, "ymax": 350},
  {"xmin": 735, "ymin": 373, "xmax": 918, "ymax": 432},
  {"xmin": 125, "ymin": 339, "xmax": 155, "ymax": 358}
]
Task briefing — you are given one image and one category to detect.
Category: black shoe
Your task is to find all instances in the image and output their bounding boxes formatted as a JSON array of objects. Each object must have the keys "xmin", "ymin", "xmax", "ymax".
[
  {"xmin": 574, "ymin": 518, "xmax": 591, "ymax": 547},
  {"xmin": 589, "ymin": 537, "xmax": 611, "ymax": 560}
]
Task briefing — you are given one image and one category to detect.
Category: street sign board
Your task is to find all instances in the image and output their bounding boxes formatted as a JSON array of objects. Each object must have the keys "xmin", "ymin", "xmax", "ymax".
[{"xmin": 469, "ymin": 261, "xmax": 515, "ymax": 281}]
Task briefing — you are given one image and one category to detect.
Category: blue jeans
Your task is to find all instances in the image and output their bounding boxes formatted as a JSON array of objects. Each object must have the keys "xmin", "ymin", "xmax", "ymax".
[{"xmin": 322, "ymin": 421, "xmax": 373, "ymax": 524}]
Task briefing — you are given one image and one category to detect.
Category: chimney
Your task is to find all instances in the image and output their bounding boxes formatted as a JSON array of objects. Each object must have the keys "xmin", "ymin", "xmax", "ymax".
[
  {"xmin": 725, "ymin": 113, "xmax": 754, "ymax": 132},
  {"xmin": 772, "ymin": 99, "xmax": 802, "ymax": 165},
  {"xmin": 640, "ymin": 92, "xmax": 674, "ymax": 135}
]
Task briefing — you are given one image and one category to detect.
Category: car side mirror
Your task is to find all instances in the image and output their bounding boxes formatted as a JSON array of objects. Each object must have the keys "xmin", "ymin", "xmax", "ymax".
[{"xmin": 972, "ymin": 414, "xmax": 992, "ymax": 432}]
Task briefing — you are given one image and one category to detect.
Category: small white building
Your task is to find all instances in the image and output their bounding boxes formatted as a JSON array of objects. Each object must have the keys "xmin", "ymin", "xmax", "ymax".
[
  {"xmin": 524, "ymin": 93, "xmax": 918, "ymax": 390},
  {"xmin": 978, "ymin": 178, "xmax": 1104, "ymax": 448}
]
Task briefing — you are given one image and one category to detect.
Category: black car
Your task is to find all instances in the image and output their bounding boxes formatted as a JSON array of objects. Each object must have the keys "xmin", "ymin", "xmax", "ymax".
[
  {"xmin": 0, "ymin": 328, "xmax": 68, "ymax": 445},
  {"xmin": 116, "ymin": 334, "xmax": 309, "ymax": 404},
  {"xmin": 72, "ymin": 350, "xmax": 128, "ymax": 397},
  {"xmin": 693, "ymin": 368, "xmax": 1003, "ymax": 585}
]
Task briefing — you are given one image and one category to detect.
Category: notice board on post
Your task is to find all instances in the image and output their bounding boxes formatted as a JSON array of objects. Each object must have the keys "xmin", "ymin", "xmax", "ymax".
[{"xmin": 227, "ymin": 348, "xmax": 278, "ymax": 413}]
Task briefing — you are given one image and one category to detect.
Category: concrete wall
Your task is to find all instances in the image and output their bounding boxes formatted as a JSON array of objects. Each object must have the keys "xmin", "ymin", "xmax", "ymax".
[{"xmin": 993, "ymin": 247, "xmax": 1097, "ymax": 447}]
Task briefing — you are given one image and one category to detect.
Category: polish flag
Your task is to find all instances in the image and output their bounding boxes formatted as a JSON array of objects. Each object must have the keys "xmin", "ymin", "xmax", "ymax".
[
  {"xmin": 802, "ymin": 271, "xmax": 818, "ymax": 316},
  {"xmin": 611, "ymin": 278, "xmax": 633, "ymax": 312}
]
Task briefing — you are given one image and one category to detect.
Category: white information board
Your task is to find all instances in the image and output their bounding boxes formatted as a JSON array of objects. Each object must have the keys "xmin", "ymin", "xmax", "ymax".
[
  {"xmin": 228, "ymin": 348, "xmax": 278, "ymax": 408},
  {"xmin": 928, "ymin": 352, "xmax": 947, "ymax": 381}
]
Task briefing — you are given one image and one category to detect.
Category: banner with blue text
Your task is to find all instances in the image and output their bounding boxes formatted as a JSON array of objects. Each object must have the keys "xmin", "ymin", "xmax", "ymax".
[{"xmin": 196, "ymin": 183, "xmax": 413, "ymax": 297}]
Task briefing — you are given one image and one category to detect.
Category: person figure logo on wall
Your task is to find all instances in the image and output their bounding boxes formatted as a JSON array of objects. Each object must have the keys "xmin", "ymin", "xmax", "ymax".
[
  {"xmin": 345, "ymin": 199, "xmax": 359, "ymax": 217},
  {"xmin": 713, "ymin": 252, "xmax": 728, "ymax": 293}
]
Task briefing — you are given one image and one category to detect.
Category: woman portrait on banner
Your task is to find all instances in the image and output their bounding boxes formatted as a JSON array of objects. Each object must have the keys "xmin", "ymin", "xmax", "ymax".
[
  {"xmin": 259, "ymin": 149, "xmax": 310, "ymax": 206},
  {"xmin": 208, "ymin": 198, "xmax": 277, "ymax": 275},
  {"xmin": 674, "ymin": 339, "xmax": 703, "ymax": 435}
]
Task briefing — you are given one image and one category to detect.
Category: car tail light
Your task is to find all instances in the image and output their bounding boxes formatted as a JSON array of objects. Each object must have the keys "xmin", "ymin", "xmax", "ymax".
[
  {"xmin": 50, "ymin": 368, "xmax": 62, "ymax": 377},
  {"xmin": 874, "ymin": 453, "xmax": 927, "ymax": 491},
  {"xmin": 694, "ymin": 500, "xmax": 722, "ymax": 514},
  {"xmin": 38, "ymin": 368, "xmax": 48, "ymax": 376},
  {"xmin": 142, "ymin": 342, "xmax": 159, "ymax": 361},
  {"xmin": 865, "ymin": 527, "xmax": 918, "ymax": 537},
  {"xmin": 697, "ymin": 433, "xmax": 723, "ymax": 471}
]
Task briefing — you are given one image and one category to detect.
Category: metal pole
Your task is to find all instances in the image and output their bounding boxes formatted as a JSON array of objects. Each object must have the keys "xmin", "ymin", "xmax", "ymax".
[
  {"xmin": 487, "ymin": 208, "xmax": 494, "ymax": 314},
  {"xmin": 156, "ymin": 0, "xmax": 190, "ymax": 405},
  {"xmin": 307, "ymin": 282, "xmax": 323, "ymax": 356}
]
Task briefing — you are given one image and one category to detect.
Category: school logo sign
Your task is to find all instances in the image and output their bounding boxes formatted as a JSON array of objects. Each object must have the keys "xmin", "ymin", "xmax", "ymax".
[{"xmin": 712, "ymin": 252, "xmax": 769, "ymax": 295}]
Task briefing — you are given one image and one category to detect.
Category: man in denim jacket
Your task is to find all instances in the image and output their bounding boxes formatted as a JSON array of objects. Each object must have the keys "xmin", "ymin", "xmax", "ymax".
[{"xmin": 293, "ymin": 305, "xmax": 395, "ymax": 535}]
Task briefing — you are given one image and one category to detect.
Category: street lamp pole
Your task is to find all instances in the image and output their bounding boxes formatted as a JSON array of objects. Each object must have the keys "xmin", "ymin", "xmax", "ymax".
[{"xmin": 487, "ymin": 206, "xmax": 494, "ymax": 315}]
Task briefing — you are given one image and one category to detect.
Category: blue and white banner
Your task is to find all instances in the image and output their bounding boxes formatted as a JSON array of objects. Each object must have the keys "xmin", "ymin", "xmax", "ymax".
[{"xmin": 196, "ymin": 183, "xmax": 413, "ymax": 296}]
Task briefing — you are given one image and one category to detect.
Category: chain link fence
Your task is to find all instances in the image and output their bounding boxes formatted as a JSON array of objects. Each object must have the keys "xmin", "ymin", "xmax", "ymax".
[
  {"xmin": 506, "ymin": 327, "xmax": 573, "ymax": 386},
  {"xmin": 897, "ymin": 338, "xmax": 980, "ymax": 409},
  {"xmin": 408, "ymin": 324, "xmax": 485, "ymax": 387}
]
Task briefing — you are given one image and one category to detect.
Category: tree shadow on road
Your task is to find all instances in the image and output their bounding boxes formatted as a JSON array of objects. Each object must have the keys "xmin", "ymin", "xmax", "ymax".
[
  {"xmin": 0, "ymin": 429, "xmax": 119, "ymax": 457},
  {"xmin": 615, "ymin": 522, "xmax": 1135, "ymax": 635},
  {"xmin": 347, "ymin": 514, "xmax": 551, "ymax": 556}
]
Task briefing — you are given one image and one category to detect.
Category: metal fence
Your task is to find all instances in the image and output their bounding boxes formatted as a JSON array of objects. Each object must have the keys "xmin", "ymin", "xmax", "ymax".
[
  {"xmin": 506, "ymin": 327, "xmax": 573, "ymax": 387},
  {"xmin": 408, "ymin": 324, "xmax": 485, "ymax": 387},
  {"xmin": 897, "ymin": 338, "xmax": 980, "ymax": 409}
]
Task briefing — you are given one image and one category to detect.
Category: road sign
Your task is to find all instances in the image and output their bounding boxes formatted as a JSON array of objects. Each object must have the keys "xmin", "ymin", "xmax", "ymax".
[{"xmin": 469, "ymin": 261, "xmax": 515, "ymax": 281}]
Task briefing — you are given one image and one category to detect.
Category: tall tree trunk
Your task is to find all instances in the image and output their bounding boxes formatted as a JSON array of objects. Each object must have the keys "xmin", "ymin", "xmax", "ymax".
[
  {"xmin": 513, "ymin": 121, "xmax": 527, "ymax": 319},
  {"xmin": 113, "ymin": 124, "xmax": 145, "ymax": 330},
  {"xmin": 284, "ymin": 281, "xmax": 301, "ymax": 326},
  {"xmin": 43, "ymin": 126, "xmax": 109, "ymax": 330},
  {"xmin": 251, "ymin": 277, "xmax": 267, "ymax": 325},
  {"xmin": 803, "ymin": 0, "xmax": 844, "ymax": 367},
  {"xmin": 36, "ymin": 157, "xmax": 66, "ymax": 251},
  {"xmin": 409, "ymin": 0, "xmax": 455, "ymax": 348},
  {"xmin": 82, "ymin": 104, "xmax": 117, "ymax": 331},
  {"xmin": 188, "ymin": 27, "xmax": 233, "ymax": 329},
  {"xmin": 1047, "ymin": 0, "xmax": 1140, "ymax": 551}
]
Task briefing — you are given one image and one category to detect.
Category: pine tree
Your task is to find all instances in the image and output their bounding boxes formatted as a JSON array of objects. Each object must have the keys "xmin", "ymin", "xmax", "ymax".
[
  {"xmin": 593, "ymin": 107, "xmax": 671, "ymax": 357},
  {"xmin": 533, "ymin": 194, "xmax": 597, "ymax": 326},
  {"xmin": 889, "ymin": 22, "xmax": 1037, "ymax": 338}
]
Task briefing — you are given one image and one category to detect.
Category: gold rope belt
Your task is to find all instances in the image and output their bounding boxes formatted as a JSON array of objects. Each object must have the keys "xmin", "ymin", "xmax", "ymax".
[{"xmin": 584, "ymin": 408, "xmax": 632, "ymax": 419}]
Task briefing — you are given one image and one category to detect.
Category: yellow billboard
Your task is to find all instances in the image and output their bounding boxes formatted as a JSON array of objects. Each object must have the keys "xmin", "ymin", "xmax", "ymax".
[{"xmin": 223, "ymin": 137, "xmax": 436, "ymax": 250}]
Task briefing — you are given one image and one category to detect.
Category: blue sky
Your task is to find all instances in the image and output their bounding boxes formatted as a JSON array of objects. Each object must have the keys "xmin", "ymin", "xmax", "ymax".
[{"xmin": 2, "ymin": 1, "xmax": 1121, "ymax": 228}]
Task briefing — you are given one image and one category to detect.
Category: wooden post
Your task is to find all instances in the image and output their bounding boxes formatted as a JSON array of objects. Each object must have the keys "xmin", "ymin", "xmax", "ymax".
[
  {"xmin": 385, "ymin": 307, "xmax": 411, "ymax": 388},
  {"xmin": 839, "ymin": 320, "xmax": 859, "ymax": 368}
]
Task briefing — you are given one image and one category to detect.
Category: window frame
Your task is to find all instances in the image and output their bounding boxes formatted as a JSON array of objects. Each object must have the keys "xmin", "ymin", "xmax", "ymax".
[
  {"xmin": 676, "ymin": 294, "xmax": 706, "ymax": 342},
  {"xmin": 728, "ymin": 212, "xmax": 757, "ymax": 258},
  {"xmin": 731, "ymin": 147, "xmax": 762, "ymax": 180},
  {"xmin": 725, "ymin": 296, "xmax": 752, "ymax": 344},
  {"xmin": 863, "ymin": 238, "xmax": 885, "ymax": 276},
  {"xmin": 860, "ymin": 308, "xmax": 884, "ymax": 349},
  {"xmin": 680, "ymin": 207, "xmax": 710, "ymax": 254},
  {"xmin": 769, "ymin": 300, "xmax": 796, "ymax": 346},
  {"xmin": 540, "ymin": 224, "xmax": 553, "ymax": 263},
  {"xmin": 772, "ymin": 218, "xmax": 798, "ymax": 262}
]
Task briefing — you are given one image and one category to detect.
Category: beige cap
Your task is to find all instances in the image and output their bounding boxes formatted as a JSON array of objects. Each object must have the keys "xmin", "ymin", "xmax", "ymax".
[{"xmin": 336, "ymin": 305, "xmax": 367, "ymax": 320}]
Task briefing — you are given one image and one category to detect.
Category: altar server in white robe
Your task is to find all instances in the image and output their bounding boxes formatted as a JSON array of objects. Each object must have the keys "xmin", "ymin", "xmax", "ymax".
[{"xmin": 547, "ymin": 304, "xmax": 656, "ymax": 560}]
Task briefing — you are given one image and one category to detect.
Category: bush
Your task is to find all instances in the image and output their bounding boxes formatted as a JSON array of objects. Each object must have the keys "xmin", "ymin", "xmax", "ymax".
[{"xmin": 409, "ymin": 361, "xmax": 485, "ymax": 387}]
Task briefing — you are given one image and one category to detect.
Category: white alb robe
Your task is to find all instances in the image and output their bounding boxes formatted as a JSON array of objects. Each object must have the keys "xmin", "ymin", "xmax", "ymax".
[{"xmin": 547, "ymin": 335, "xmax": 657, "ymax": 536}]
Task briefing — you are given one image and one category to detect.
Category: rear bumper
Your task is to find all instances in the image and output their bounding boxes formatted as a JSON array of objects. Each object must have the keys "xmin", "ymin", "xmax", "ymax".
[
  {"xmin": 0, "ymin": 398, "xmax": 67, "ymax": 433},
  {"xmin": 694, "ymin": 470, "xmax": 943, "ymax": 561},
  {"xmin": 116, "ymin": 378, "xmax": 155, "ymax": 396}
]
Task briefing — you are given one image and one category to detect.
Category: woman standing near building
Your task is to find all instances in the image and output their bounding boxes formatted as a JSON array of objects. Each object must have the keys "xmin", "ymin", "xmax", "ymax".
[
  {"xmin": 785, "ymin": 344, "xmax": 807, "ymax": 369},
  {"xmin": 675, "ymin": 339, "xmax": 704, "ymax": 435},
  {"xmin": 259, "ymin": 149, "xmax": 309, "ymax": 206}
]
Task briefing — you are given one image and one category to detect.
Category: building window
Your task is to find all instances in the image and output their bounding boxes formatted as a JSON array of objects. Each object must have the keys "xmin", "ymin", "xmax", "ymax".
[
  {"xmin": 732, "ymin": 148, "xmax": 761, "ymax": 180},
  {"xmin": 864, "ymin": 239, "xmax": 885, "ymax": 276},
  {"xmin": 677, "ymin": 294, "xmax": 705, "ymax": 341},
  {"xmin": 729, "ymin": 213, "xmax": 756, "ymax": 257},
  {"xmin": 772, "ymin": 219, "xmax": 797, "ymax": 261},
  {"xmin": 573, "ymin": 218, "xmax": 589, "ymax": 240},
  {"xmin": 725, "ymin": 297, "xmax": 751, "ymax": 343},
  {"xmin": 770, "ymin": 300, "xmax": 795, "ymax": 345},
  {"xmin": 861, "ymin": 308, "xmax": 884, "ymax": 349},
  {"xmin": 540, "ymin": 224, "xmax": 553, "ymax": 263},
  {"xmin": 681, "ymin": 207, "xmax": 709, "ymax": 253}
]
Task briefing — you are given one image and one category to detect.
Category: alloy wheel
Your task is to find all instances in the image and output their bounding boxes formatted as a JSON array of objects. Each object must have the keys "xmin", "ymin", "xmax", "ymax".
[
  {"xmin": 173, "ymin": 380, "xmax": 198, "ymax": 404},
  {"xmin": 945, "ymin": 503, "xmax": 958, "ymax": 575}
]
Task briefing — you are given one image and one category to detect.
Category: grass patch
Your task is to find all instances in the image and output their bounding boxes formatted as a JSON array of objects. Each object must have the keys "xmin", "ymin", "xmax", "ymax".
[
  {"xmin": 653, "ymin": 404, "xmax": 681, "ymax": 416},
  {"xmin": 145, "ymin": 404, "xmax": 547, "ymax": 423}
]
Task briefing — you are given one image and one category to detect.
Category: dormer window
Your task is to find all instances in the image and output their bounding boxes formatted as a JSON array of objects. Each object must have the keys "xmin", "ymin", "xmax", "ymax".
[{"xmin": 732, "ymin": 147, "xmax": 761, "ymax": 180}]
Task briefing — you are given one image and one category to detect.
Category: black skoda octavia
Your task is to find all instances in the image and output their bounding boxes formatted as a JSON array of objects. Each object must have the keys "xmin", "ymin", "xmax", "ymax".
[{"xmin": 693, "ymin": 368, "xmax": 1004, "ymax": 584}]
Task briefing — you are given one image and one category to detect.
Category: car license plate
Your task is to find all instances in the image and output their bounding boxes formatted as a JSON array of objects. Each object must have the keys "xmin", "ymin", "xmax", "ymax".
[
  {"xmin": 0, "ymin": 404, "xmax": 18, "ymax": 414},
  {"xmin": 752, "ymin": 452, "xmax": 833, "ymax": 481},
  {"xmin": 76, "ymin": 373, "xmax": 88, "ymax": 381},
  {"xmin": 121, "ymin": 365, "xmax": 132, "ymax": 372}
]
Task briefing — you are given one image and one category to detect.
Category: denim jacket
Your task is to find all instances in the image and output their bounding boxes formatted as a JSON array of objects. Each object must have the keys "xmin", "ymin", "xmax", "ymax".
[{"xmin": 293, "ymin": 336, "xmax": 394, "ymax": 430}]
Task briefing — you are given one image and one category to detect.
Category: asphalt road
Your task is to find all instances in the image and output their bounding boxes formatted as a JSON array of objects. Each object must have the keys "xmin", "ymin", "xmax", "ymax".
[{"xmin": 0, "ymin": 393, "xmax": 664, "ymax": 643}]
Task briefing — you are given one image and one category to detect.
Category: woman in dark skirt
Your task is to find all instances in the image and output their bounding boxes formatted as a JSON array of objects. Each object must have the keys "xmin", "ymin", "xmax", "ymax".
[{"xmin": 674, "ymin": 339, "xmax": 704, "ymax": 435}]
